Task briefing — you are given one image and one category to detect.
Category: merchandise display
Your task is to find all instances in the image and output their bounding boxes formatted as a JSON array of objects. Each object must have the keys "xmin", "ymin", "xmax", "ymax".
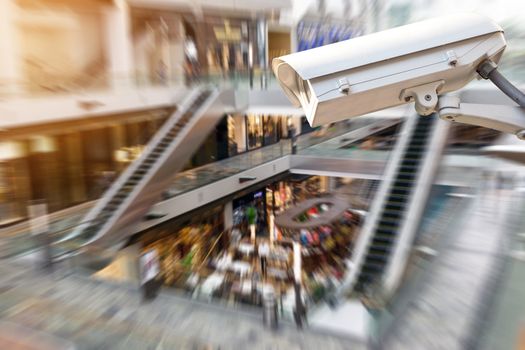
[
  {"xmin": 275, "ymin": 196, "xmax": 363, "ymax": 303},
  {"xmin": 290, "ymin": 176, "xmax": 324, "ymax": 202},
  {"xmin": 137, "ymin": 176, "xmax": 363, "ymax": 319}
]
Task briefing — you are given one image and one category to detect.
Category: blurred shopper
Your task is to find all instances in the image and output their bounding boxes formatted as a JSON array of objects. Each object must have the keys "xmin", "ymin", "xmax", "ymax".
[
  {"xmin": 258, "ymin": 241, "xmax": 270, "ymax": 278},
  {"xmin": 140, "ymin": 249, "xmax": 161, "ymax": 302},
  {"xmin": 293, "ymin": 282, "xmax": 306, "ymax": 328},
  {"xmin": 231, "ymin": 227, "xmax": 241, "ymax": 245},
  {"xmin": 289, "ymin": 124, "xmax": 297, "ymax": 154}
]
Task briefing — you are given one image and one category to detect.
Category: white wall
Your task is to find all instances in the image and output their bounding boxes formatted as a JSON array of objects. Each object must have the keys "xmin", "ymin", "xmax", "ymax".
[
  {"xmin": 18, "ymin": 5, "xmax": 105, "ymax": 85},
  {"xmin": 0, "ymin": 85, "xmax": 189, "ymax": 128},
  {"xmin": 0, "ymin": 0, "xmax": 21, "ymax": 95}
]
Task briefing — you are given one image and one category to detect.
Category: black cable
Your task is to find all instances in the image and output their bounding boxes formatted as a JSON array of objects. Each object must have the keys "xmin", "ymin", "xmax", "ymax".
[{"xmin": 477, "ymin": 60, "xmax": 525, "ymax": 108}]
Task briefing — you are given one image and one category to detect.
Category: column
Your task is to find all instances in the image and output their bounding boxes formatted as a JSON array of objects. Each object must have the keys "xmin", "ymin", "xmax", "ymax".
[
  {"xmin": 110, "ymin": 124, "xmax": 126, "ymax": 173},
  {"xmin": 0, "ymin": 141, "xmax": 30, "ymax": 220},
  {"xmin": 269, "ymin": 213, "xmax": 275, "ymax": 246},
  {"xmin": 122, "ymin": 243, "xmax": 141, "ymax": 284},
  {"xmin": 248, "ymin": 21, "xmax": 255, "ymax": 88},
  {"xmin": 290, "ymin": 22, "xmax": 298, "ymax": 53},
  {"xmin": 192, "ymin": 19, "xmax": 207, "ymax": 76},
  {"xmin": 319, "ymin": 176, "xmax": 330, "ymax": 193},
  {"xmin": 168, "ymin": 15, "xmax": 185, "ymax": 85},
  {"xmin": 103, "ymin": 0, "xmax": 134, "ymax": 91},
  {"xmin": 0, "ymin": 0, "xmax": 22, "ymax": 96},
  {"xmin": 65, "ymin": 132, "xmax": 87, "ymax": 204},
  {"xmin": 152, "ymin": 19, "xmax": 170, "ymax": 86},
  {"xmin": 223, "ymin": 201, "xmax": 233, "ymax": 231},
  {"xmin": 30, "ymin": 136, "xmax": 61, "ymax": 211},
  {"xmin": 256, "ymin": 18, "xmax": 268, "ymax": 67},
  {"xmin": 293, "ymin": 241, "xmax": 305, "ymax": 327},
  {"xmin": 233, "ymin": 114, "xmax": 247, "ymax": 153},
  {"xmin": 256, "ymin": 17, "xmax": 268, "ymax": 89},
  {"xmin": 328, "ymin": 176, "xmax": 337, "ymax": 192}
]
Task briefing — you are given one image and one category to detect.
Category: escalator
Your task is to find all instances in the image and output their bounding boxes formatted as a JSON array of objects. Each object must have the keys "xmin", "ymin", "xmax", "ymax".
[
  {"xmin": 327, "ymin": 111, "xmax": 449, "ymax": 305},
  {"xmin": 57, "ymin": 87, "xmax": 225, "ymax": 255},
  {"xmin": 354, "ymin": 116, "xmax": 437, "ymax": 293}
]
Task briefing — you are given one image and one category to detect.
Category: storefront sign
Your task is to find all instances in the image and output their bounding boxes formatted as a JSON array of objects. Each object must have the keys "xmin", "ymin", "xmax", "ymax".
[{"xmin": 296, "ymin": 20, "xmax": 360, "ymax": 51}]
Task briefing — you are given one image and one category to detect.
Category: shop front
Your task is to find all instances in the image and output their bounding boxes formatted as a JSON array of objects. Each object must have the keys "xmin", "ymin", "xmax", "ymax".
[
  {"xmin": 0, "ymin": 108, "xmax": 170, "ymax": 222},
  {"xmin": 126, "ymin": 177, "xmax": 330, "ymax": 312},
  {"xmin": 182, "ymin": 14, "xmax": 263, "ymax": 82},
  {"xmin": 128, "ymin": 199, "xmax": 298, "ymax": 316},
  {"xmin": 130, "ymin": 8, "xmax": 186, "ymax": 86},
  {"xmin": 246, "ymin": 115, "xmax": 283, "ymax": 150},
  {"xmin": 137, "ymin": 205, "xmax": 226, "ymax": 287},
  {"xmin": 91, "ymin": 174, "xmax": 360, "ymax": 326},
  {"xmin": 233, "ymin": 189, "xmax": 268, "ymax": 236},
  {"xmin": 229, "ymin": 175, "xmax": 332, "ymax": 239}
]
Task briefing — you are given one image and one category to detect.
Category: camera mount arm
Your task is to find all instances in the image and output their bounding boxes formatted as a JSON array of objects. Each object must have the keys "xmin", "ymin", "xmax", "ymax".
[
  {"xmin": 437, "ymin": 60, "xmax": 525, "ymax": 139},
  {"xmin": 437, "ymin": 95, "xmax": 525, "ymax": 139}
]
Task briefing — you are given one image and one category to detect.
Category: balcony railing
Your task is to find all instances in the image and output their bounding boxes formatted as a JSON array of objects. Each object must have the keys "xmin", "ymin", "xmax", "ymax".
[{"xmin": 0, "ymin": 67, "xmax": 277, "ymax": 100}]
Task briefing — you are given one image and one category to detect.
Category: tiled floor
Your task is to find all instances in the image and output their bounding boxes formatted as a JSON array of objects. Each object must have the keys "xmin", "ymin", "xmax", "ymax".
[
  {"xmin": 0, "ymin": 259, "xmax": 364, "ymax": 350},
  {"xmin": 382, "ymin": 188, "xmax": 524, "ymax": 350},
  {"xmin": 1, "ymin": 188, "xmax": 522, "ymax": 349}
]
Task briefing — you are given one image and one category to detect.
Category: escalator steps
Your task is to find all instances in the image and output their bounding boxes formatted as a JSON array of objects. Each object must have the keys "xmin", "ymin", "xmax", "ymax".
[
  {"xmin": 383, "ymin": 212, "xmax": 401, "ymax": 220},
  {"xmin": 361, "ymin": 264, "xmax": 384, "ymax": 274},
  {"xmin": 376, "ymin": 227, "xmax": 396, "ymax": 235},
  {"xmin": 393, "ymin": 180, "xmax": 412, "ymax": 187},
  {"xmin": 355, "ymin": 116, "xmax": 437, "ymax": 293},
  {"xmin": 365, "ymin": 258, "xmax": 388, "ymax": 268},
  {"xmin": 391, "ymin": 189, "xmax": 409, "ymax": 196},
  {"xmin": 363, "ymin": 259, "xmax": 386, "ymax": 269},
  {"xmin": 402, "ymin": 159, "xmax": 419, "ymax": 166},
  {"xmin": 74, "ymin": 90, "xmax": 213, "ymax": 247},
  {"xmin": 373, "ymin": 237, "xmax": 395, "ymax": 245},
  {"xmin": 394, "ymin": 174, "xmax": 413, "ymax": 181},
  {"xmin": 369, "ymin": 242, "xmax": 391, "ymax": 252},
  {"xmin": 384, "ymin": 205, "xmax": 403, "ymax": 213},
  {"xmin": 378, "ymin": 217, "xmax": 400, "ymax": 226},
  {"xmin": 388, "ymin": 195, "xmax": 408, "ymax": 202},
  {"xmin": 366, "ymin": 253, "xmax": 388, "ymax": 262}
]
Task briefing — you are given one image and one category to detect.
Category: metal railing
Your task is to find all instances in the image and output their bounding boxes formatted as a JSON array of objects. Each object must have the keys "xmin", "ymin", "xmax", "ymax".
[
  {"xmin": 368, "ymin": 191, "xmax": 470, "ymax": 345},
  {"xmin": 0, "ymin": 118, "xmax": 382, "ymax": 259},
  {"xmin": 0, "ymin": 68, "xmax": 276, "ymax": 99}
]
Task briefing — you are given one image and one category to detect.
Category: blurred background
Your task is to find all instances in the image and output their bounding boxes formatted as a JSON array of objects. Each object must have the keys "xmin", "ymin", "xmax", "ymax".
[{"xmin": 0, "ymin": 0, "xmax": 524, "ymax": 349}]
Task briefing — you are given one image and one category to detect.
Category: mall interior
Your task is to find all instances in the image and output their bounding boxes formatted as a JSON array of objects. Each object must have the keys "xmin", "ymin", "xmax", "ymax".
[{"xmin": 0, "ymin": 0, "xmax": 524, "ymax": 349}]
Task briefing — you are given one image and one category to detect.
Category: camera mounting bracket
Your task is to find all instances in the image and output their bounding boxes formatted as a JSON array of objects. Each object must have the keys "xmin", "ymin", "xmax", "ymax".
[
  {"xmin": 400, "ymin": 80, "xmax": 445, "ymax": 116},
  {"xmin": 437, "ymin": 95, "xmax": 525, "ymax": 139}
]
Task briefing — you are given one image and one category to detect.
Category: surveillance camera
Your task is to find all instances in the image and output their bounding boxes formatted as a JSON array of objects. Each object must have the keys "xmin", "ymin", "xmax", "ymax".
[{"xmin": 272, "ymin": 13, "xmax": 506, "ymax": 126}]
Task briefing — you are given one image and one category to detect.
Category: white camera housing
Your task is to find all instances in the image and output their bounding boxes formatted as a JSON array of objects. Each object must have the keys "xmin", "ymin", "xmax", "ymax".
[{"xmin": 272, "ymin": 13, "xmax": 506, "ymax": 126}]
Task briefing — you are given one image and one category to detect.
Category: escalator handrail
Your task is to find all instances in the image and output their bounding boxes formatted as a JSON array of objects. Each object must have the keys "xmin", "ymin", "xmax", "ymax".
[
  {"xmin": 56, "ymin": 87, "xmax": 206, "ymax": 245},
  {"xmin": 332, "ymin": 113, "xmax": 426, "ymax": 299}
]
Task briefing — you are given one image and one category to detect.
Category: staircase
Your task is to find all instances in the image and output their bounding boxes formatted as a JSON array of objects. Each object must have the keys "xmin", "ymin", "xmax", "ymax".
[
  {"xmin": 354, "ymin": 116, "xmax": 436, "ymax": 293},
  {"xmin": 58, "ymin": 87, "xmax": 224, "ymax": 252}
]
